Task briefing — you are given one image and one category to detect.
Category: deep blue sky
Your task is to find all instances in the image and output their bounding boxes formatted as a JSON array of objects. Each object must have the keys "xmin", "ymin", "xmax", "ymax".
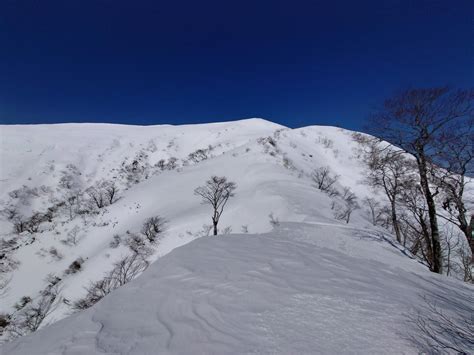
[{"xmin": 1, "ymin": 0, "xmax": 472, "ymax": 130}]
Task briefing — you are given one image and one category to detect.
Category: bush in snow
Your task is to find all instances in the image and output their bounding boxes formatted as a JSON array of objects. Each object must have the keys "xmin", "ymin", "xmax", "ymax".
[
  {"xmin": 188, "ymin": 146, "xmax": 213, "ymax": 163},
  {"xmin": 140, "ymin": 216, "xmax": 166, "ymax": 244},
  {"xmin": 64, "ymin": 257, "xmax": 85, "ymax": 275}
]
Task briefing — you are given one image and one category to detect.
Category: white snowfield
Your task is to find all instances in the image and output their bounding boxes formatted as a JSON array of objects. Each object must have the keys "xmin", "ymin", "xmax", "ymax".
[
  {"xmin": 0, "ymin": 118, "xmax": 472, "ymax": 354},
  {"xmin": 3, "ymin": 223, "xmax": 473, "ymax": 354}
]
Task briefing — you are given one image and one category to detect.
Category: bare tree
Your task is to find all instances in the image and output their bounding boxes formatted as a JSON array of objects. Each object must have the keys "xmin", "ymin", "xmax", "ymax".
[
  {"xmin": 399, "ymin": 183, "xmax": 434, "ymax": 268},
  {"xmin": 140, "ymin": 216, "xmax": 166, "ymax": 243},
  {"xmin": 86, "ymin": 180, "xmax": 119, "ymax": 209},
  {"xmin": 363, "ymin": 197, "xmax": 383, "ymax": 226},
  {"xmin": 334, "ymin": 187, "xmax": 360, "ymax": 224},
  {"xmin": 432, "ymin": 121, "xmax": 473, "ymax": 256},
  {"xmin": 73, "ymin": 253, "xmax": 149, "ymax": 311},
  {"xmin": 8, "ymin": 284, "xmax": 61, "ymax": 337},
  {"xmin": 407, "ymin": 295, "xmax": 474, "ymax": 353},
  {"xmin": 109, "ymin": 253, "xmax": 149, "ymax": 287},
  {"xmin": 356, "ymin": 136, "xmax": 413, "ymax": 243},
  {"xmin": 194, "ymin": 176, "xmax": 237, "ymax": 236},
  {"xmin": 86, "ymin": 185, "xmax": 106, "ymax": 209},
  {"xmin": 367, "ymin": 87, "xmax": 473, "ymax": 273},
  {"xmin": 311, "ymin": 166, "xmax": 339, "ymax": 193},
  {"xmin": 104, "ymin": 182, "xmax": 119, "ymax": 205}
]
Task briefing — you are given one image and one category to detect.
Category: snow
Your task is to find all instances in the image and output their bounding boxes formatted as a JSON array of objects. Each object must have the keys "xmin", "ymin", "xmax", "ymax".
[
  {"xmin": 0, "ymin": 118, "xmax": 472, "ymax": 353},
  {"xmin": 3, "ymin": 222, "xmax": 473, "ymax": 354}
]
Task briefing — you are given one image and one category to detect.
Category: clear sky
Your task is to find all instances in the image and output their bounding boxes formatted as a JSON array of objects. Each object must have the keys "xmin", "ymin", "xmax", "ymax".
[{"xmin": 1, "ymin": 0, "xmax": 472, "ymax": 130}]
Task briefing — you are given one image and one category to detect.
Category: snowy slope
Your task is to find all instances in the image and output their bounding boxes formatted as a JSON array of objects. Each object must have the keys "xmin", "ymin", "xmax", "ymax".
[
  {"xmin": 3, "ymin": 223, "xmax": 472, "ymax": 354},
  {"xmin": 0, "ymin": 118, "xmax": 472, "ymax": 353}
]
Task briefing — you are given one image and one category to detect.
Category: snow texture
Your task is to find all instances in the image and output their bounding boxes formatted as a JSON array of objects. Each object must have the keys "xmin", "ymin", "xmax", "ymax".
[{"xmin": 0, "ymin": 118, "xmax": 472, "ymax": 354}]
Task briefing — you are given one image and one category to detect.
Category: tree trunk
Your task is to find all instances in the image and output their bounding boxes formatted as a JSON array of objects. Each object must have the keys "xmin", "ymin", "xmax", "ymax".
[
  {"xmin": 390, "ymin": 200, "xmax": 402, "ymax": 243},
  {"xmin": 468, "ymin": 215, "xmax": 474, "ymax": 261},
  {"xmin": 416, "ymin": 151, "xmax": 442, "ymax": 274},
  {"xmin": 212, "ymin": 218, "xmax": 218, "ymax": 236}
]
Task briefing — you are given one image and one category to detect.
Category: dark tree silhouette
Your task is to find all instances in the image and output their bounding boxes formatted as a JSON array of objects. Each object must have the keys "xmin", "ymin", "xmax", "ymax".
[
  {"xmin": 194, "ymin": 176, "xmax": 237, "ymax": 236},
  {"xmin": 367, "ymin": 87, "xmax": 473, "ymax": 274}
]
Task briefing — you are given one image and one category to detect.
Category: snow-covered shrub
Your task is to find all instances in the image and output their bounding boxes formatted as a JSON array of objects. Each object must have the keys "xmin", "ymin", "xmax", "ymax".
[{"xmin": 188, "ymin": 146, "xmax": 213, "ymax": 163}]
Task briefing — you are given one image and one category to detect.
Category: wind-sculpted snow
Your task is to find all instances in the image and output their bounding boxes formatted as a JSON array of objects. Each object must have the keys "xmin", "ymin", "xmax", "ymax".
[
  {"xmin": 3, "ymin": 223, "xmax": 472, "ymax": 354},
  {"xmin": 1, "ymin": 118, "xmax": 472, "ymax": 352},
  {"xmin": 0, "ymin": 119, "xmax": 371, "ymax": 324}
]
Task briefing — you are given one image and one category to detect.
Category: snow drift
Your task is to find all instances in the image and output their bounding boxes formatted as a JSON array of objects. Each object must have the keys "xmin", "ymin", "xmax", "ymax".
[{"xmin": 0, "ymin": 118, "xmax": 472, "ymax": 353}]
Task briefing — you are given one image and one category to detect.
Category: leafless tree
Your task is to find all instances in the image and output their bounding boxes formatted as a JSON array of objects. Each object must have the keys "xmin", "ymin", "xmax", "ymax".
[
  {"xmin": 356, "ymin": 136, "xmax": 413, "ymax": 243},
  {"xmin": 363, "ymin": 197, "xmax": 382, "ymax": 226},
  {"xmin": 109, "ymin": 253, "xmax": 149, "ymax": 287},
  {"xmin": 311, "ymin": 166, "xmax": 339, "ymax": 193},
  {"xmin": 194, "ymin": 176, "xmax": 237, "ymax": 235},
  {"xmin": 73, "ymin": 253, "xmax": 149, "ymax": 311},
  {"xmin": 8, "ymin": 284, "xmax": 61, "ymax": 337},
  {"xmin": 441, "ymin": 226, "xmax": 461, "ymax": 277},
  {"xmin": 86, "ymin": 185, "xmax": 106, "ymax": 209},
  {"xmin": 86, "ymin": 180, "xmax": 119, "ymax": 209},
  {"xmin": 432, "ymin": 121, "xmax": 473, "ymax": 257},
  {"xmin": 334, "ymin": 187, "xmax": 360, "ymax": 224},
  {"xmin": 367, "ymin": 87, "xmax": 473, "ymax": 273},
  {"xmin": 140, "ymin": 216, "xmax": 166, "ymax": 244},
  {"xmin": 104, "ymin": 182, "xmax": 119, "ymax": 205},
  {"xmin": 399, "ymin": 183, "xmax": 434, "ymax": 268},
  {"xmin": 407, "ymin": 295, "xmax": 474, "ymax": 354}
]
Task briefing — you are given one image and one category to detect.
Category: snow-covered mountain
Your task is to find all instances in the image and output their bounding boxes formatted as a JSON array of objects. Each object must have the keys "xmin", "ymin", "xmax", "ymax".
[{"xmin": 0, "ymin": 118, "xmax": 472, "ymax": 354}]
